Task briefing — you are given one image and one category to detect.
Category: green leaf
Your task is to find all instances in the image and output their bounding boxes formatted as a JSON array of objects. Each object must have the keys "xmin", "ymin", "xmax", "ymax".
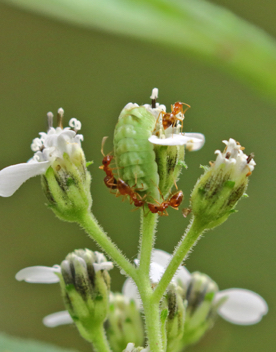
[
  {"xmin": 3, "ymin": 0, "xmax": 276, "ymax": 101},
  {"xmin": 0, "ymin": 332, "xmax": 80, "ymax": 352}
]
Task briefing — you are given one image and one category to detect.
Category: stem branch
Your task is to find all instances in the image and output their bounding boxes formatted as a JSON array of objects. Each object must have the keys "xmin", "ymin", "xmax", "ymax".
[
  {"xmin": 79, "ymin": 211, "xmax": 137, "ymax": 280},
  {"xmin": 153, "ymin": 217, "xmax": 204, "ymax": 303}
]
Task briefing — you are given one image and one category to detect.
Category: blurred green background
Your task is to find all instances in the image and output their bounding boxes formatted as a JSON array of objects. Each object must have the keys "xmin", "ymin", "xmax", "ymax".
[{"xmin": 0, "ymin": 1, "xmax": 275, "ymax": 351}]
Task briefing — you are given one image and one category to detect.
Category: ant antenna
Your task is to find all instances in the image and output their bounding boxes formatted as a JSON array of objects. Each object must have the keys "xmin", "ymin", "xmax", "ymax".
[
  {"xmin": 101, "ymin": 136, "xmax": 109, "ymax": 156},
  {"xmin": 150, "ymin": 88, "xmax": 158, "ymax": 109}
]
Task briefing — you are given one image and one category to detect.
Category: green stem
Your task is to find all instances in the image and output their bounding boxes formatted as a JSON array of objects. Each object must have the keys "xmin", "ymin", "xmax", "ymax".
[
  {"xmin": 153, "ymin": 217, "xmax": 204, "ymax": 303},
  {"xmin": 135, "ymin": 209, "xmax": 163, "ymax": 351},
  {"xmin": 137, "ymin": 209, "xmax": 158, "ymax": 277},
  {"xmin": 138, "ymin": 284, "xmax": 164, "ymax": 352},
  {"xmin": 79, "ymin": 211, "xmax": 137, "ymax": 280},
  {"xmin": 89, "ymin": 325, "xmax": 111, "ymax": 352}
]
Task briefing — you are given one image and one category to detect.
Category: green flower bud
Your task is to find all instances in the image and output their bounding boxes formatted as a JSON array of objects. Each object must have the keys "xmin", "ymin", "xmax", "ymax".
[
  {"xmin": 105, "ymin": 293, "xmax": 144, "ymax": 352},
  {"xmin": 162, "ymin": 283, "xmax": 186, "ymax": 351},
  {"xmin": 182, "ymin": 272, "xmax": 220, "ymax": 348},
  {"xmin": 191, "ymin": 138, "xmax": 255, "ymax": 229},
  {"xmin": 153, "ymin": 144, "xmax": 185, "ymax": 198},
  {"xmin": 59, "ymin": 249, "xmax": 113, "ymax": 342},
  {"xmin": 42, "ymin": 149, "xmax": 92, "ymax": 222}
]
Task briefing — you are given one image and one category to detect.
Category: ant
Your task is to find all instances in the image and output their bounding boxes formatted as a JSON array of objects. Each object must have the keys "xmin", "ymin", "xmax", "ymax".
[
  {"xmin": 157, "ymin": 102, "xmax": 190, "ymax": 131},
  {"xmin": 116, "ymin": 178, "xmax": 146, "ymax": 208},
  {"xmin": 148, "ymin": 190, "xmax": 184, "ymax": 216},
  {"xmin": 99, "ymin": 136, "xmax": 117, "ymax": 190}
]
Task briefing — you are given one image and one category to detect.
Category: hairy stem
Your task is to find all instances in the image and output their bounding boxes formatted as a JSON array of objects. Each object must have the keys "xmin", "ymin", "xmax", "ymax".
[
  {"xmin": 135, "ymin": 209, "xmax": 163, "ymax": 351},
  {"xmin": 89, "ymin": 325, "xmax": 111, "ymax": 352},
  {"xmin": 153, "ymin": 217, "xmax": 204, "ymax": 303},
  {"xmin": 79, "ymin": 211, "xmax": 137, "ymax": 280},
  {"xmin": 138, "ymin": 209, "xmax": 158, "ymax": 278}
]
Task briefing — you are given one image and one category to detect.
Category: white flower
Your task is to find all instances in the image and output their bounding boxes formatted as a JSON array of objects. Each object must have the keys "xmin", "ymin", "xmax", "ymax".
[
  {"xmin": 15, "ymin": 251, "xmax": 113, "ymax": 328},
  {"xmin": 145, "ymin": 88, "xmax": 205, "ymax": 150},
  {"xmin": 0, "ymin": 109, "xmax": 83, "ymax": 197},
  {"xmin": 214, "ymin": 138, "xmax": 256, "ymax": 177},
  {"xmin": 123, "ymin": 249, "xmax": 268, "ymax": 326}
]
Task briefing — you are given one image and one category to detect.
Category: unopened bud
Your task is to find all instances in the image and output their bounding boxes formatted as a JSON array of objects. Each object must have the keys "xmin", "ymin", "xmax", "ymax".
[
  {"xmin": 42, "ymin": 148, "xmax": 92, "ymax": 222},
  {"xmin": 59, "ymin": 249, "xmax": 113, "ymax": 341},
  {"xmin": 162, "ymin": 283, "xmax": 186, "ymax": 351},
  {"xmin": 182, "ymin": 272, "xmax": 220, "ymax": 347},
  {"xmin": 106, "ymin": 293, "xmax": 144, "ymax": 352}
]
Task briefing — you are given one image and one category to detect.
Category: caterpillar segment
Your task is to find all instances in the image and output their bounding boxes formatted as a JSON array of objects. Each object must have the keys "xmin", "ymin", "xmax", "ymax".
[{"xmin": 113, "ymin": 106, "xmax": 161, "ymax": 203}]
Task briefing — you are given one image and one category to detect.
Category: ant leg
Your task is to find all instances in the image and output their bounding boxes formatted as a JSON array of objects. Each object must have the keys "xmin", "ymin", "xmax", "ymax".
[{"xmin": 154, "ymin": 111, "xmax": 165, "ymax": 131}]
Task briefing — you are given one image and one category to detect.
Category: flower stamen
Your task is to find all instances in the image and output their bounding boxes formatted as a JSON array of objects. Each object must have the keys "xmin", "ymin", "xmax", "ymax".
[
  {"xmin": 47, "ymin": 111, "xmax": 54, "ymax": 131},
  {"xmin": 57, "ymin": 108, "xmax": 64, "ymax": 128}
]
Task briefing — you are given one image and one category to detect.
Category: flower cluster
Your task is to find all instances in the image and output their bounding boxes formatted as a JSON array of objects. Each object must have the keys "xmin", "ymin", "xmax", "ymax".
[{"xmin": 15, "ymin": 249, "xmax": 267, "ymax": 350}]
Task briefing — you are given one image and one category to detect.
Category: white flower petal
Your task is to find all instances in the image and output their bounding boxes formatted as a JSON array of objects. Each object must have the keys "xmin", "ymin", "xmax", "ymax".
[
  {"xmin": 43, "ymin": 311, "xmax": 73, "ymax": 327},
  {"xmin": 148, "ymin": 133, "xmax": 205, "ymax": 149},
  {"xmin": 148, "ymin": 134, "xmax": 188, "ymax": 146},
  {"xmin": 184, "ymin": 133, "xmax": 205, "ymax": 151},
  {"xmin": 216, "ymin": 288, "xmax": 268, "ymax": 325},
  {"xmin": 150, "ymin": 262, "xmax": 165, "ymax": 283},
  {"xmin": 151, "ymin": 249, "xmax": 172, "ymax": 265},
  {"xmin": 93, "ymin": 262, "xmax": 114, "ymax": 272},
  {"xmin": 122, "ymin": 278, "xmax": 142, "ymax": 308},
  {"xmin": 15, "ymin": 265, "xmax": 61, "ymax": 283},
  {"xmin": 0, "ymin": 161, "xmax": 50, "ymax": 197},
  {"xmin": 151, "ymin": 249, "xmax": 191, "ymax": 286},
  {"xmin": 125, "ymin": 343, "xmax": 135, "ymax": 352}
]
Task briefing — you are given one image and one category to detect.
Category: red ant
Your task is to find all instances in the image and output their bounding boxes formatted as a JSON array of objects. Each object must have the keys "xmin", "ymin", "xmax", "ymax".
[
  {"xmin": 99, "ymin": 136, "xmax": 117, "ymax": 190},
  {"xmin": 148, "ymin": 190, "xmax": 184, "ymax": 216},
  {"xmin": 157, "ymin": 102, "xmax": 190, "ymax": 131},
  {"xmin": 99, "ymin": 137, "xmax": 145, "ymax": 208},
  {"xmin": 116, "ymin": 178, "xmax": 146, "ymax": 208}
]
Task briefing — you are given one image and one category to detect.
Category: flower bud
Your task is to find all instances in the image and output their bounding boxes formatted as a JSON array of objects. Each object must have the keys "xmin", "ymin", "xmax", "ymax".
[
  {"xmin": 105, "ymin": 293, "xmax": 144, "ymax": 352},
  {"xmin": 59, "ymin": 249, "xmax": 113, "ymax": 342},
  {"xmin": 41, "ymin": 149, "xmax": 92, "ymax": 222},
  {"xmin": 191, "ymin": 138, "xmax": 255, "ymax": 229},
  {"xmin": 162, "ymin": 283, "xmax": 186, "ymax": 351},
  {"xmin": 182, "ymin": 272, "xmax": 221, "ymax": 347}
]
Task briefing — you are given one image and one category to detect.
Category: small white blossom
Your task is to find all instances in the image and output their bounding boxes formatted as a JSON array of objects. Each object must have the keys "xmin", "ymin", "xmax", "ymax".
[
  {"xmin": 123, "ymin": 249, "xmax": 268, "ymax": 325},
  {"xmin": 214, "ymin": 138, "xmax": 256, "ymax": 177},
  {"xmin": 69, "ymin": 118, "xmax": 82, "ymax": 131},
  {"xmin": 0, "ymin": 109, "xmax": 84, "ymax": 197}
]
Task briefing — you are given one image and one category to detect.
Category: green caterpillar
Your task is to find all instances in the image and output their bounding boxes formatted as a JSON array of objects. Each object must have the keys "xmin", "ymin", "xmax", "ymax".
[{"xmin": 113, "ymin": 105, "xmax": 160, "ymax": 202}]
